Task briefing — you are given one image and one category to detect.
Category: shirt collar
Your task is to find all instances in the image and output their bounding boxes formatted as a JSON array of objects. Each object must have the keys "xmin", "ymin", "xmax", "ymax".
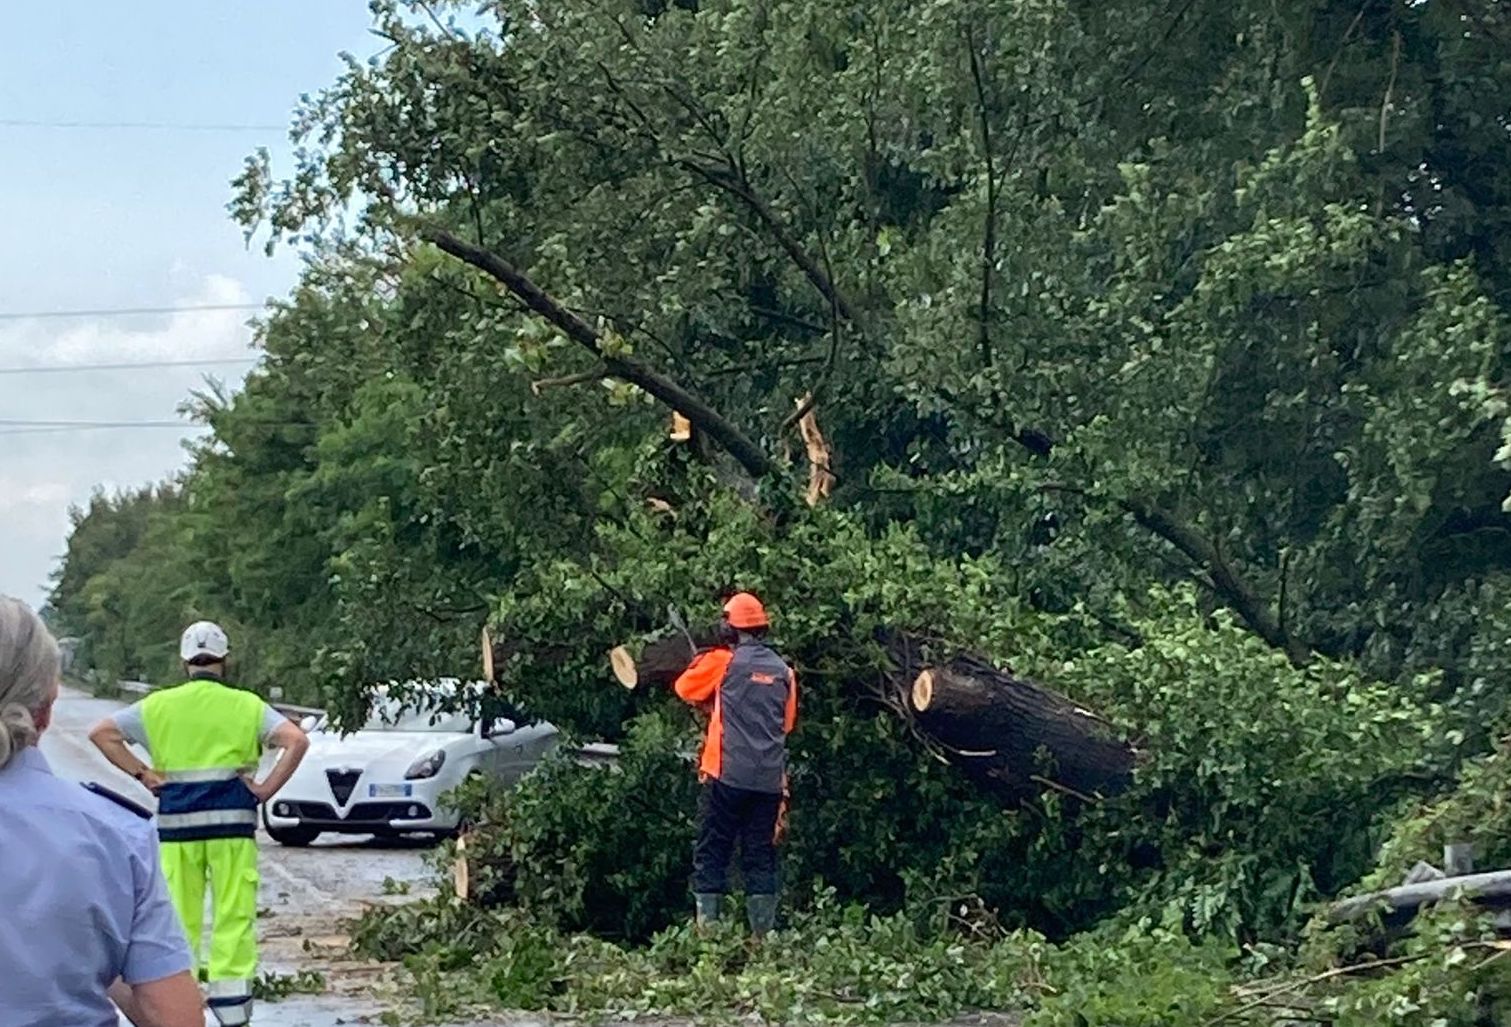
[{"xmin": 8, "ymin": 746, "xmax": 51, "ymax": 775}]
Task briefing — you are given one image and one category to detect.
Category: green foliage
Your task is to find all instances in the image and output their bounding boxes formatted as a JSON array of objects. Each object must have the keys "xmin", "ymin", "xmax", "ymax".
[
  {"xmin": 455, "ymin": 711, "xmax": 700, "ymax": 939},
  {"xmin": 1058, "ymin": 594, "xmax": 1443, "ymax": 939},
  {"xmin": 352, "ymin": 886, "xmax": 1043, "ymax": 1024},
  {"xmin": 486, "ymin": 491, "xmax": 1441, "ymax": 940},
  {"xmin": 1027, "ymin": 920, "xmax": 1230, "ymax": 1027},
  {"xmin": 252, "ymin": 970, "xmax": 326, "ymax": 1001},
  {"xmin": 48, "ymin": 0, "xmax": 1511, "ymax": 1020}
]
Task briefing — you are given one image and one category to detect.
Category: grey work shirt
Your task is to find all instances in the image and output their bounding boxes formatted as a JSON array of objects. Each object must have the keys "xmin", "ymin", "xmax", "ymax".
[{"xmin": 0, "ymin": 747, "xmax": 191, "ymax": 1027}]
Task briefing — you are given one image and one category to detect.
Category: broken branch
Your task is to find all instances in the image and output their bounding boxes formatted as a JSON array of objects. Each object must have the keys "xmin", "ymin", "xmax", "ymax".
[
  {"xmin": 424, "ymin": 227, "xmax": 774, "ymax": 479},
  {"xmin": 531, "ymin": 366, "xmax": 608, "ymax": 395}
]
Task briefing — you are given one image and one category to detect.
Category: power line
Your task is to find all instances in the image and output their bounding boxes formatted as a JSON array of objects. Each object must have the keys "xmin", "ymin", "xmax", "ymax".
[
  {"xmin": 0, "ymin": 118, "xmax": 285, "ymax": 132},
  {"xmin": 0, "ymin": 303, "xmax": 266, "ymax": 322},
  {"xmin": 0, "ymin": 358, "xmax": 258, "ymax": 376},
  {"xmin": 0, "ymin": 419, "xmax": 190, "ymax": 428},
  {"xmin": 0, "ymin": 424, "xmax": 206, "ymax": 436},
  {"xmin": 0, "ymin": 418, "xmax": 321, "ymax": 436}
]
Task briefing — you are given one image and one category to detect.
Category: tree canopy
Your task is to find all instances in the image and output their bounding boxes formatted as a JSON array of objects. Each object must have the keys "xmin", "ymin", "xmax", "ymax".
[{"xmin": 50, "ymin": 0, "xmax": 1511, "ymax": 966}]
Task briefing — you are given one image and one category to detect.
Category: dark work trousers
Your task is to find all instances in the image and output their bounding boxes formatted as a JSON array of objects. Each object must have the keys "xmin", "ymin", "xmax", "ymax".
[{"xmin": 693, "ymin": 778, "xmax": 782, "ymax": 896}]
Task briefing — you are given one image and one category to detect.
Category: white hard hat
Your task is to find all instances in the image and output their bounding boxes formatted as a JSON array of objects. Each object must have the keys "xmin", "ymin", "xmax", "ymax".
[{"xmin": 180, "ymin": 621, "xmax": 230, "ymax": 662}]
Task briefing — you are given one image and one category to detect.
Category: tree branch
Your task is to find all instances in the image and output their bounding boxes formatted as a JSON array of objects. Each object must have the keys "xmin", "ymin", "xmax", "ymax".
[
  {"xmin": 783, "ymin": 225, "xmax": 844, "ymax": 430},
  {"xmin": 1379, "ymin": 30, "xmax": 1402, "ymax": 153},
  {"xmin": 745, "ymin": 304, "xmax": 827, "ymax": 335},
  {"xmin": 592, "ymin": 60, "xmax": 863, "ymax": 337},
  {"xmin": 965, "ymin": 23, "xmax": 999, "ymax": 368},
  {"xmin": 531, "ymin": 366, "xmax": 608, "ymax": 395},
  {"xmin": 423, "ymin": 227, "xmax": 774, "ymax": 479},
  {"xmin": 1122, "ymin": 497, "xmax": 1310, "ymax": 664},
  {"xmin": 680, "ymin": 159, "xmax": 865, "ymax": 328},
  {"xmin": 1317, "ymin": 2, "xmax": 1368, "ymax": 104}
]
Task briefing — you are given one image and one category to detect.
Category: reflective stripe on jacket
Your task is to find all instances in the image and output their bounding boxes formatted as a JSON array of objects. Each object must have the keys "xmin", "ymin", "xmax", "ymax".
[
  {"xmin": 675, "ymin": 642, "xmax": 797, "ymax": 794},
  {"xmin": 140, "ymin": 679, "xmax": 266, "ymax": 843}
]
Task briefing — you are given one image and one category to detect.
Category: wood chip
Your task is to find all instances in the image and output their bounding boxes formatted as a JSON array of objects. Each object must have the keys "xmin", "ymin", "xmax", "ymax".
[
  {"xmin": 453, "ymin": 832, "xmax": 470, "ymax": 904},
  {"xmin": 795, "ymin": 394, "xmax": 836, "ymax": 506}
]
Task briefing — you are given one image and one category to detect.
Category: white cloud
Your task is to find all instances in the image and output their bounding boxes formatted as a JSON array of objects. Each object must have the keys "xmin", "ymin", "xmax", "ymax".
[
  {"xmin": 1, "ymin": 275, "xmax": 257, "ymax": 368},
  {"xmin": 0, "ymin": 479, "xmax": 69, "ymax": 513},
  {"xmin": 0, "ymin": 275, "xmax": 259, "ymax": 604}
]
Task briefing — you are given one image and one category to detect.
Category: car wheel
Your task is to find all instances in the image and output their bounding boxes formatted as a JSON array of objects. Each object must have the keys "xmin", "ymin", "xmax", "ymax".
[{"xmin": 268, "ymin": 823, "xmax": 321, "ymax": 847}]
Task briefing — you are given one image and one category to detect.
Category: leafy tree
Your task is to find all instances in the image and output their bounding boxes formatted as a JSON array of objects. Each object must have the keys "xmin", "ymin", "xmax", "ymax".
[{"xmin": 50, "ymin": 0, "xmax": 1511, "ymax": 966}]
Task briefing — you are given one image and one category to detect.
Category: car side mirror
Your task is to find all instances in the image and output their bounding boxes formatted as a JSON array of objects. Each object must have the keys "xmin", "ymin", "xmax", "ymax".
[
  {"xmin": 299, "ymin": 714, "xmax": 319, "ymax": 733},
  {"xmin": 483, "ymin": 717, "xmax": 516, "ymax": 738}
]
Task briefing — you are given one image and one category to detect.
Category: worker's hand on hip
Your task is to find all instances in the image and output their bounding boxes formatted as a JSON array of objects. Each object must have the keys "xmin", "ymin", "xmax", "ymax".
[
  {"xmin": 242, "ymin": 774, "xmax": 276, "ymax": 804},
  {"xmin": 138, "ymin": 769, "xmax": 167, "ymax": 794}
]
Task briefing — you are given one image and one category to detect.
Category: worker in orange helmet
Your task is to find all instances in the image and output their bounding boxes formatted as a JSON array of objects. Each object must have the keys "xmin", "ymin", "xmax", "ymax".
[{"xmin": 674, "ymin": 591, "xmax": 797, "ymax": 937}]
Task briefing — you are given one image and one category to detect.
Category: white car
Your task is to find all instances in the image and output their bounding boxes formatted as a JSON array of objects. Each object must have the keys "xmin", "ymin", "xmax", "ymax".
[{"xmin": 262, "ymin": 690, "xmax": 559, "ymax": 846}]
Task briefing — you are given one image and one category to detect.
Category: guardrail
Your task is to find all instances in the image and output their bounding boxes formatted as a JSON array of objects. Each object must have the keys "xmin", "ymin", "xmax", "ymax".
[{"xmin": 115, "ymin": 680, "xmax": 324, "ymax": 722}]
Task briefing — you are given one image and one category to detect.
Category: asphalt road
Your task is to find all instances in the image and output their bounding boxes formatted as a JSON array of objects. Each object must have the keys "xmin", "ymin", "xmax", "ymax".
[{"xmin": 42, "ymin": 687, "xmax": 469, "ymax": 1027}]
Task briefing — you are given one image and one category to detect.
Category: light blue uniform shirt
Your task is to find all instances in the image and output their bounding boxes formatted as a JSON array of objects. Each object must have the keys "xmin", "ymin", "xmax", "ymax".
[{"xmin": 0, "ymin": 746, "xmax": 191, "ymax": 1027}]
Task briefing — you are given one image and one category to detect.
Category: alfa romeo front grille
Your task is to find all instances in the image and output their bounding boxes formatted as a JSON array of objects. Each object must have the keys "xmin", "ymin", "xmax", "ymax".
[{"xmin": 326, "ymin": 769, "xmax": 360, "ymax": 806}]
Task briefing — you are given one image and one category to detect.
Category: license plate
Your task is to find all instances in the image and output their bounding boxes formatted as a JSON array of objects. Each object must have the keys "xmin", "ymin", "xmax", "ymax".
[{"xmin": 368, "ymin": 784, "xmax": 412, "ymax": 798}]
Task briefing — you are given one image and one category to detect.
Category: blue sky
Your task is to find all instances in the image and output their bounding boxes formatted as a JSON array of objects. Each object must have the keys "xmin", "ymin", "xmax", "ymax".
[{"xmin": 0, "ymin": 3, "xmax": 379, "ymax": 603}]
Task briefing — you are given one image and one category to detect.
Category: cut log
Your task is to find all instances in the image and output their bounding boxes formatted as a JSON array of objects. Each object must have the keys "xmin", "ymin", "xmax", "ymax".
[
  {"xmin": 451, "ymin": 827, "xmax": 519, "ymax": 907},
  {"xmin": 609, "ymin": 646, "xmax": 638, "ymax": 688},
  {"xmin": 912, "ymin": 669, "xmax": 935, "ymax": 712},
  {"xmin": 620, "ymin": 627, "xmax": 724, "ymax": 689},
  {"xmin": 897, "ymin": 644, "xmax": 1136, "ymax": 803}
]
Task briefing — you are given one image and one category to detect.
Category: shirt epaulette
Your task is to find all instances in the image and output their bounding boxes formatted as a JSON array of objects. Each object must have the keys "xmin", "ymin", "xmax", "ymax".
[{"xmin": 80, "ymin": 781, "xmax": 153, "ymax": 819}]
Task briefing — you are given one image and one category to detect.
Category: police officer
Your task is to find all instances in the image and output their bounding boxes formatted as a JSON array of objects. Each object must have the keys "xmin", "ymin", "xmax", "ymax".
[
  {"xmin": 0, "ymin": 596, "xmax": 202, "ymax": 1027},
  {"xmin": 90, "ymin": 621, "xmax": 311, "ymax": 1027},
  {"xmin": 673, "ymin": 592, "xmax": 797, "ymax": 937}
]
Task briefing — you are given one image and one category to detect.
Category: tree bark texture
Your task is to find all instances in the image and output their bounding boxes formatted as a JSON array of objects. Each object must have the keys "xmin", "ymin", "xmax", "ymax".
[
  {"xmin": 901, "ymin": 653, "xmax": 1136, "ymax": 803},
  {"xmin": 629, "ymin": 626, "xmax": 726, "ymax": 689}
]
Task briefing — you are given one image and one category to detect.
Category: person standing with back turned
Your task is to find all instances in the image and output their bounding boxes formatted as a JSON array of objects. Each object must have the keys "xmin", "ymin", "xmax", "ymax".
[
  {"xmin": 674, "ymin": 592, "xmax": 797, "ymax": 937},
  {"xmin": 89, "ymin": 621, "xmax": 311, "ymax": 1027},
  {"xmin": 0, "ymin": 596, "xmax": 202, "ymax": 1027}
]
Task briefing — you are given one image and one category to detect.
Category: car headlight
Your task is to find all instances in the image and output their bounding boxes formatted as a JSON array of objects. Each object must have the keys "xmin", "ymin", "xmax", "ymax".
[{"xmin": 405, "ymin": 750, "xmax": 446, "ymax": 780}]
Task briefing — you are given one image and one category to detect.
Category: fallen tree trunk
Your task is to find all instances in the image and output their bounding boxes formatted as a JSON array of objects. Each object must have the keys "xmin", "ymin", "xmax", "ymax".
[
  {"xmin": 610, "ymin": 627, "xmax": 1136, "ymax": 806},
  {"xmin": 614, "ymin": 627, "xmax": 724, "ymax": 689},
  {"xmin": 906, "ymin": 655, "xmax": 1135, "ymax": 803}
]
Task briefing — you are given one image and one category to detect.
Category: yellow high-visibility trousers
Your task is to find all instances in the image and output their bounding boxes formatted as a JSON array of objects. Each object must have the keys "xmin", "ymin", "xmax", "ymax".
[{"xmin": 162, "ymin": 837, "xmax": 258, "ymax": 1024}]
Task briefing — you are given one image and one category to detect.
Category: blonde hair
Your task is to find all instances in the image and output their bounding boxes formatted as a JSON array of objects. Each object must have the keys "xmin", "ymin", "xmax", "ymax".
[{"xmin": 0, "ymin": 597, "xmax": 60, "ymax": 769}]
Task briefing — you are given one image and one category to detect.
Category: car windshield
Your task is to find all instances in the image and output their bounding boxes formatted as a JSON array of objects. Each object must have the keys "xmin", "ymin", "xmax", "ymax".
[{"xmin": 360, "ymin": 698, "xmax": 472, "ymax": 734}]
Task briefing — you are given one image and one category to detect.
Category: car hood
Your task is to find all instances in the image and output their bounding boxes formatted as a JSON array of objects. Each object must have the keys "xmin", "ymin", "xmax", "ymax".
[{"xmin": 303, "ymin": 729, "xmax": 464, "ymax": 768}]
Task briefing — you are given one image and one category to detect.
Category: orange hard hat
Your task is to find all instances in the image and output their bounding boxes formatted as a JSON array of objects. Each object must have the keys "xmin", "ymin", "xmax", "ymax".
[{"xmin": 722, "ymin": 592, "xmax": 769, "ymax": 629}]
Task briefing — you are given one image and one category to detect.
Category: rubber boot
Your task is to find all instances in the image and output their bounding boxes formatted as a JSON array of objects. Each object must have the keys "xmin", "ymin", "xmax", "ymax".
[
  {"xmin": 208, "ymin": 996, "xmax": 253, "ymax": 1026},
  {"xmin": 746, "ymin": 893, "xmax": 778, "ymax": 939},
  {"xmin": 695, "ymin": 893, "xmax": 723, "ymax": 930}
]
